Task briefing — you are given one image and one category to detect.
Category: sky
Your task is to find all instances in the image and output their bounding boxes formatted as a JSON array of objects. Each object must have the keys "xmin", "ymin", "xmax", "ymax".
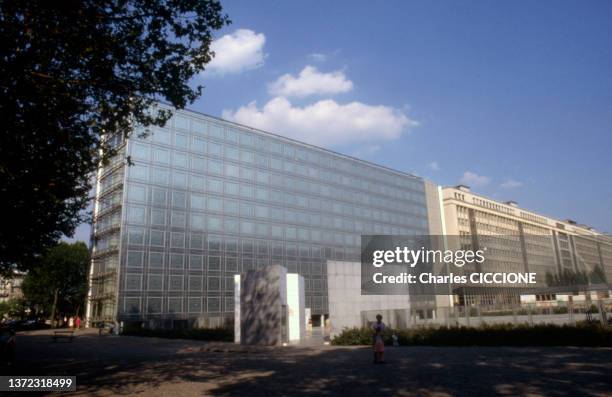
[{"xmin": 69, "ymin": 0, "xmax": 612, "ymax": 242}]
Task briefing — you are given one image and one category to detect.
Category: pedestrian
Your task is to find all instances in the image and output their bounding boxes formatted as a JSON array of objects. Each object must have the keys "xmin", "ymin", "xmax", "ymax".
[
  {"xmin": 371, "ymin": 314, "xmax": 386, "ymax": 364},
  {"xmin": 68, "ymin": 316, "xmax": 74, "ymax": 328},
  {"xmin": 75, "ymin": 316, "xmax": 81, "ymax": 329}
]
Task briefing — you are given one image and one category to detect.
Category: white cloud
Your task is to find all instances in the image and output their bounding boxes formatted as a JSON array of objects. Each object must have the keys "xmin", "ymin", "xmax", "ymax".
[
  {"xmin": 223, "ymin": 96, "xmax": 416, "ymax": 147},
  {"xmin": 460, "ymin": 171, "xmax": 490, "ymax": 187},
  {"xmin": 428, "ymin": 161, "xmax": 439, "ymax": 171},
  {"xmin": 268, "ymin": 66, "xmax": 353, "ymax": 97},
  {"xmin": 206, "ymin": 29, "xmax": 266, "ymax": 74},
  {"xmin": 308, "ymin": 53, "xmax": 328, "ymax": 62},
  {"xmin": 500, "ymin": 179, "xmax": 523, "ymax": 189}
]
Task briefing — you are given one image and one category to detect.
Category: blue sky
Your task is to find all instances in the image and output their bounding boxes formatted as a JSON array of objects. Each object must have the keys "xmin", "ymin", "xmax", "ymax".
[{"xmin": 70, "ymin": 0, "xmax": 612, "ymax": 241}]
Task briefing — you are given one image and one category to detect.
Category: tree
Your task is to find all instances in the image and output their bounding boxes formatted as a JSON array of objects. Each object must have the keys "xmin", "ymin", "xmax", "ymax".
[
  {"xmin": 0, "ymin": 1, "xmax": 230, "ymax": 272},
  {"xmin": 21, "ymin": 242, "xmax": 91, "ymax": 324},
  {"xmin": 0, "ymin": 298, "xmax": 28, "ymax": 320}
]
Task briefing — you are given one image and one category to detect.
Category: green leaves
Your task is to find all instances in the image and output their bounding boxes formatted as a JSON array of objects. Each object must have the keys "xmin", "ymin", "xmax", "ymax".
[
  {"xmin": 0, "ymin": 1, "xmax": 230, "ymax": 271},
  {"xmin": 21, "ymin": 242, "xmax": 90, "ymax": 317}
]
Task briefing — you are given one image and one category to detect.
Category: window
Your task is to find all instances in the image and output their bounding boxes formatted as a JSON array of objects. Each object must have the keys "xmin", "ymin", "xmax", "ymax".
[
  {"xmin": 208, "ymin": 142, "xmax": 222, "ymax": 156},
  {"xmin": 126, "ymin": 251, "xmax": 143, "ymax": 267},
  {"xmin": 150, "ymin": 167, "xmax": 169, "ymax": 185},
  {"xmin": 208, "ymin": 123, "xmax": 223, "ymax": 139},
  {"xmin": 224, "ymin": 163, "xmax": 239, "ymax": 178},
  {"xmin": 169, "ymin": 275, "xmax": 183, "ymax": 291},
  {"xmin": 169, "ymin": 254, "xmax": 184, "ymax": 269},
  {"xmin": 208, "ymin": 159, "xmax": 222, "ymax": 174},
  {"xmin": 131, "ymin": 142, "xmax": 149, "ymax": 159},
  {"xmin": 152, "ymin": 188, "xmax": 167, "ymax": 206},
  {"xmin": 172, "ymin": 191, "xmax": 186, "ymax": 208},
  {"xmin": 208, "ymin": 256, "xmax": 221, "ymax": 271},
  {"xmin": 173, "ymin": 151, "xmax": 188, "ymax": 168},
  {"xmin": 190, "ymin": 233, "xmax": 204, "ymax": 249},
  {"xmin": 207, "ymin": 197, "xmax": 222, "ymax": 212},
  {"xmin": 208, "ymin": 236, "xmax": 222, "ymax": 251},
  {"xmin": 127, "ymin": 206, "xmax": 145, "ymax": 224},
  {"xmin": 224, "ymin": 146, "xmax": 239, "ymax": 161},
  {"xmin": 224, "ymin": 199, "xmax": 238, "ymax": 215},
  {"xmin": 271, "ymin": 225, "xmax": 283, "ymax": 238},
  {"xmin": 203, "ymin": 178, "xmax": 221, "ymax": 193},
  {"xmin": 192, "ymin": 120, "xmax": 206, "ymax": 135},
  {"xmin": 224, "ymin": 128, "xmax": 238, "ymax": 143},
  {"xmin": 175, "ymin": 134, "xmax": 189, "ymax": 149},
  {"xmin": 130, "ymin": 163, "xmax": 148, "ymax": 181},
  {"xmin": 208, "ymin": 277, "xmax": 221, "ymax": 291},
  {"xmin": 174, "ymin": 115, "xmax": 189, "ymax": 130},
  {"xmin": 147, "ymin": 297, "xmax": 162, "ymax": 313},
  {"xmin": 125, "ymin": 274, "xmax": 142, "ymax": 291},
  {"xmin": 224, "ymin": 181, "xmax": 239, "ymax": 195},
  {"xmin": 168, "ymin": 297, "xmax": 183, "ymax": 313},
  {"xmin": 225, "ymin": 257, "xmax": 238, "ymax": 272},
  {"xmin": 207, "ymin": 297, "xmax": 220, "ymax": 312},
  {"xmin": 190, "ymin": 193, "xmax": 205, "ymax": 210},
  {"xmin": 189, "ymin": 255, "xmax": 203, "ymax": 270},
  {"xmin": 285, "ymin": 227, "xmax": 297, "ymax": 240},
  {"xmin": 207, "ymin": 216, "xmax": 222, "ymax": 231},
  {"xmin": 173, "ymin": 172, "xmax": 187, "ymax": 188},
  {"xmin": 240, "ymin": 221, "xmax": 254, "ymax": 234},
  {"xmin": 128, "ymin": 184, "xmax": 146, "ymax": 203},
  {"xmin": 192, "ymin": 137, "xmax": 206, "ymax": 153},
  {"xmin": 240, "ymin": 184, "xmax": 253, "ymax": 199},
  {"xmin": 188, "ymin": 298, "xmax": 202, "ymax": 313},
  {"xmin": 240, "ymin": 167, "xmax": 254, "ymax": 181},
  {"xmin": 190, "ymin": 156, "xmax": 206, "ymax": 173},
  {"xmin": 190, "ymin": 175, "xmax": 204, "ymax": 191},
  {"xmin": 255, "ymin": 205, "xmax": 269, "ymax": 218},
  {"xmin": 190, "ymin": 214, "xmax": 205, "ymax": 230},
  {"xmin": 256, "ymin": 188, "xmax": 268, "ymax": 200},
  {"xmin": 170, "ymin": 232, "xmax": 185, "ymax": 248},
  {"xmin": 240, "ymin": 132, "xmax": 254, "ymax": 146},
  {"xmin": 125, "ymin": 298, "xmax": 140, "ymax": 314},
  {"xmin": 152, "ymin": 147, "xmax": 170, "ymax": 164},
  {"xmin": 189, "ymin": 276, "xmax": 202, "ymax": 291},
  {"xmin": 149, "ymin": 252, "xmax": 164, "ymax": 268},
  {"xmin": 148, "ymin": 275, "xmax": 163, "ymax": 291},
  {"xmin": 171, "ymin": 211, "xmax": 186, "ymax": 227},
  {"xmin": 240, "ymin": 150, "xmax": 254, "ymax": 163},
  {"xmin": 224, "ymin": 218, "xmax": 239, "ymax": 233},
  {"xmin": 128, "ymin": 228, "xmax": 144, "ymax": 245}
]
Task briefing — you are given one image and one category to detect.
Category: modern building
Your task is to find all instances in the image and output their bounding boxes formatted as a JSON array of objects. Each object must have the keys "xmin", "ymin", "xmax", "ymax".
[
  {"xmin": 86, "ymin": 105, "xmax": 435, "ymax": 328},
  {"xmin": 441, "ymin": 185, "xmax": 612, "ymax": 306}
]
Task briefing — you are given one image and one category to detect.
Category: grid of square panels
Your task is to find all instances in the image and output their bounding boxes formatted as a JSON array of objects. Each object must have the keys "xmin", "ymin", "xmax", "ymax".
[{"xmin": 116, "ymin": 109, "xmax": 429, "ymax": 319}]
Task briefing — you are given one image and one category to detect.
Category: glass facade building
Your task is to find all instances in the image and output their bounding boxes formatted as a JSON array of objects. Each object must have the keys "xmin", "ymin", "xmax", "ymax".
[{"xmin": 87, "ymin": 106, "xmax": 430, "ymax": 327}]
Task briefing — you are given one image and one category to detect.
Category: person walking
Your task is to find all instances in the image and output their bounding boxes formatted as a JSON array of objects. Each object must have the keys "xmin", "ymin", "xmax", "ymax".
[
  {"xmin": 371, "ymin": 314, "xmax": 386, "ymax": 364},
  {"xmin": 75, "ymin": 316, "xmax": 81, "ymax": 329}
]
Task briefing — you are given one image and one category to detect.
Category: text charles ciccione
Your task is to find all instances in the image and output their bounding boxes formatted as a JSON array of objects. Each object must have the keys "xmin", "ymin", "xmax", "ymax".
[{"xmin": 370, "ymin": 247, "xmax": 537, "ymax": 285}]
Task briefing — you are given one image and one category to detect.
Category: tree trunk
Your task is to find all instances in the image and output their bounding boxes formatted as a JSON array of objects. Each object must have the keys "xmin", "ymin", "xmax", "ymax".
[{"xmin": 50, "ymin": 288, "xmax": 59, "ymax": 328}]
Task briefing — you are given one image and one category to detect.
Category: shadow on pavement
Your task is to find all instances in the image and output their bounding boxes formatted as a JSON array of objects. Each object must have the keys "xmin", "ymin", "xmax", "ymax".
[{"xmin": 9, "ymin": 329, "xmax": 612, "ymax": 396}]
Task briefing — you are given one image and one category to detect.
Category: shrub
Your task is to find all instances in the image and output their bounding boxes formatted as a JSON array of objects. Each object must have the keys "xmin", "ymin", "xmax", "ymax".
[
  {"xmin": 122, "ymin": 326, "xmax": 233, "ymax": 342},
  {"xmin": 331, "ymin": 323, "xmax": 612, "ymax": 347}
]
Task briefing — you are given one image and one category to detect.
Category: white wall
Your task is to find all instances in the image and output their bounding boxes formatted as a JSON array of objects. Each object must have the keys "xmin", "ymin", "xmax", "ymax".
[
  {"xmin": 327, "ymin": 260, "xmax": 411, "ymax": 337},
  {"xmin": 287, "ymin": 273, "xmax": 305, "ymax": 341}
]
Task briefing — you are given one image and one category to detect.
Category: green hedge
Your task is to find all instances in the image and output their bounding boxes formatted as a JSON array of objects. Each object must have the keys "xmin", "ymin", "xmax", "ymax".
[
  {"xmin": 331, "ymin": 323, "xmax": 612, "ymax": 347},
  {"xmin": 122, "ymin": 327, "xmax": 233, "ymax": 342}
]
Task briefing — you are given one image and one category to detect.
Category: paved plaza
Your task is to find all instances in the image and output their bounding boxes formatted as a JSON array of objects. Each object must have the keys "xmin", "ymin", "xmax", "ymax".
[{"xmin": 8, "ymin": 328, "xmax": 612, "ymax": 396}]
